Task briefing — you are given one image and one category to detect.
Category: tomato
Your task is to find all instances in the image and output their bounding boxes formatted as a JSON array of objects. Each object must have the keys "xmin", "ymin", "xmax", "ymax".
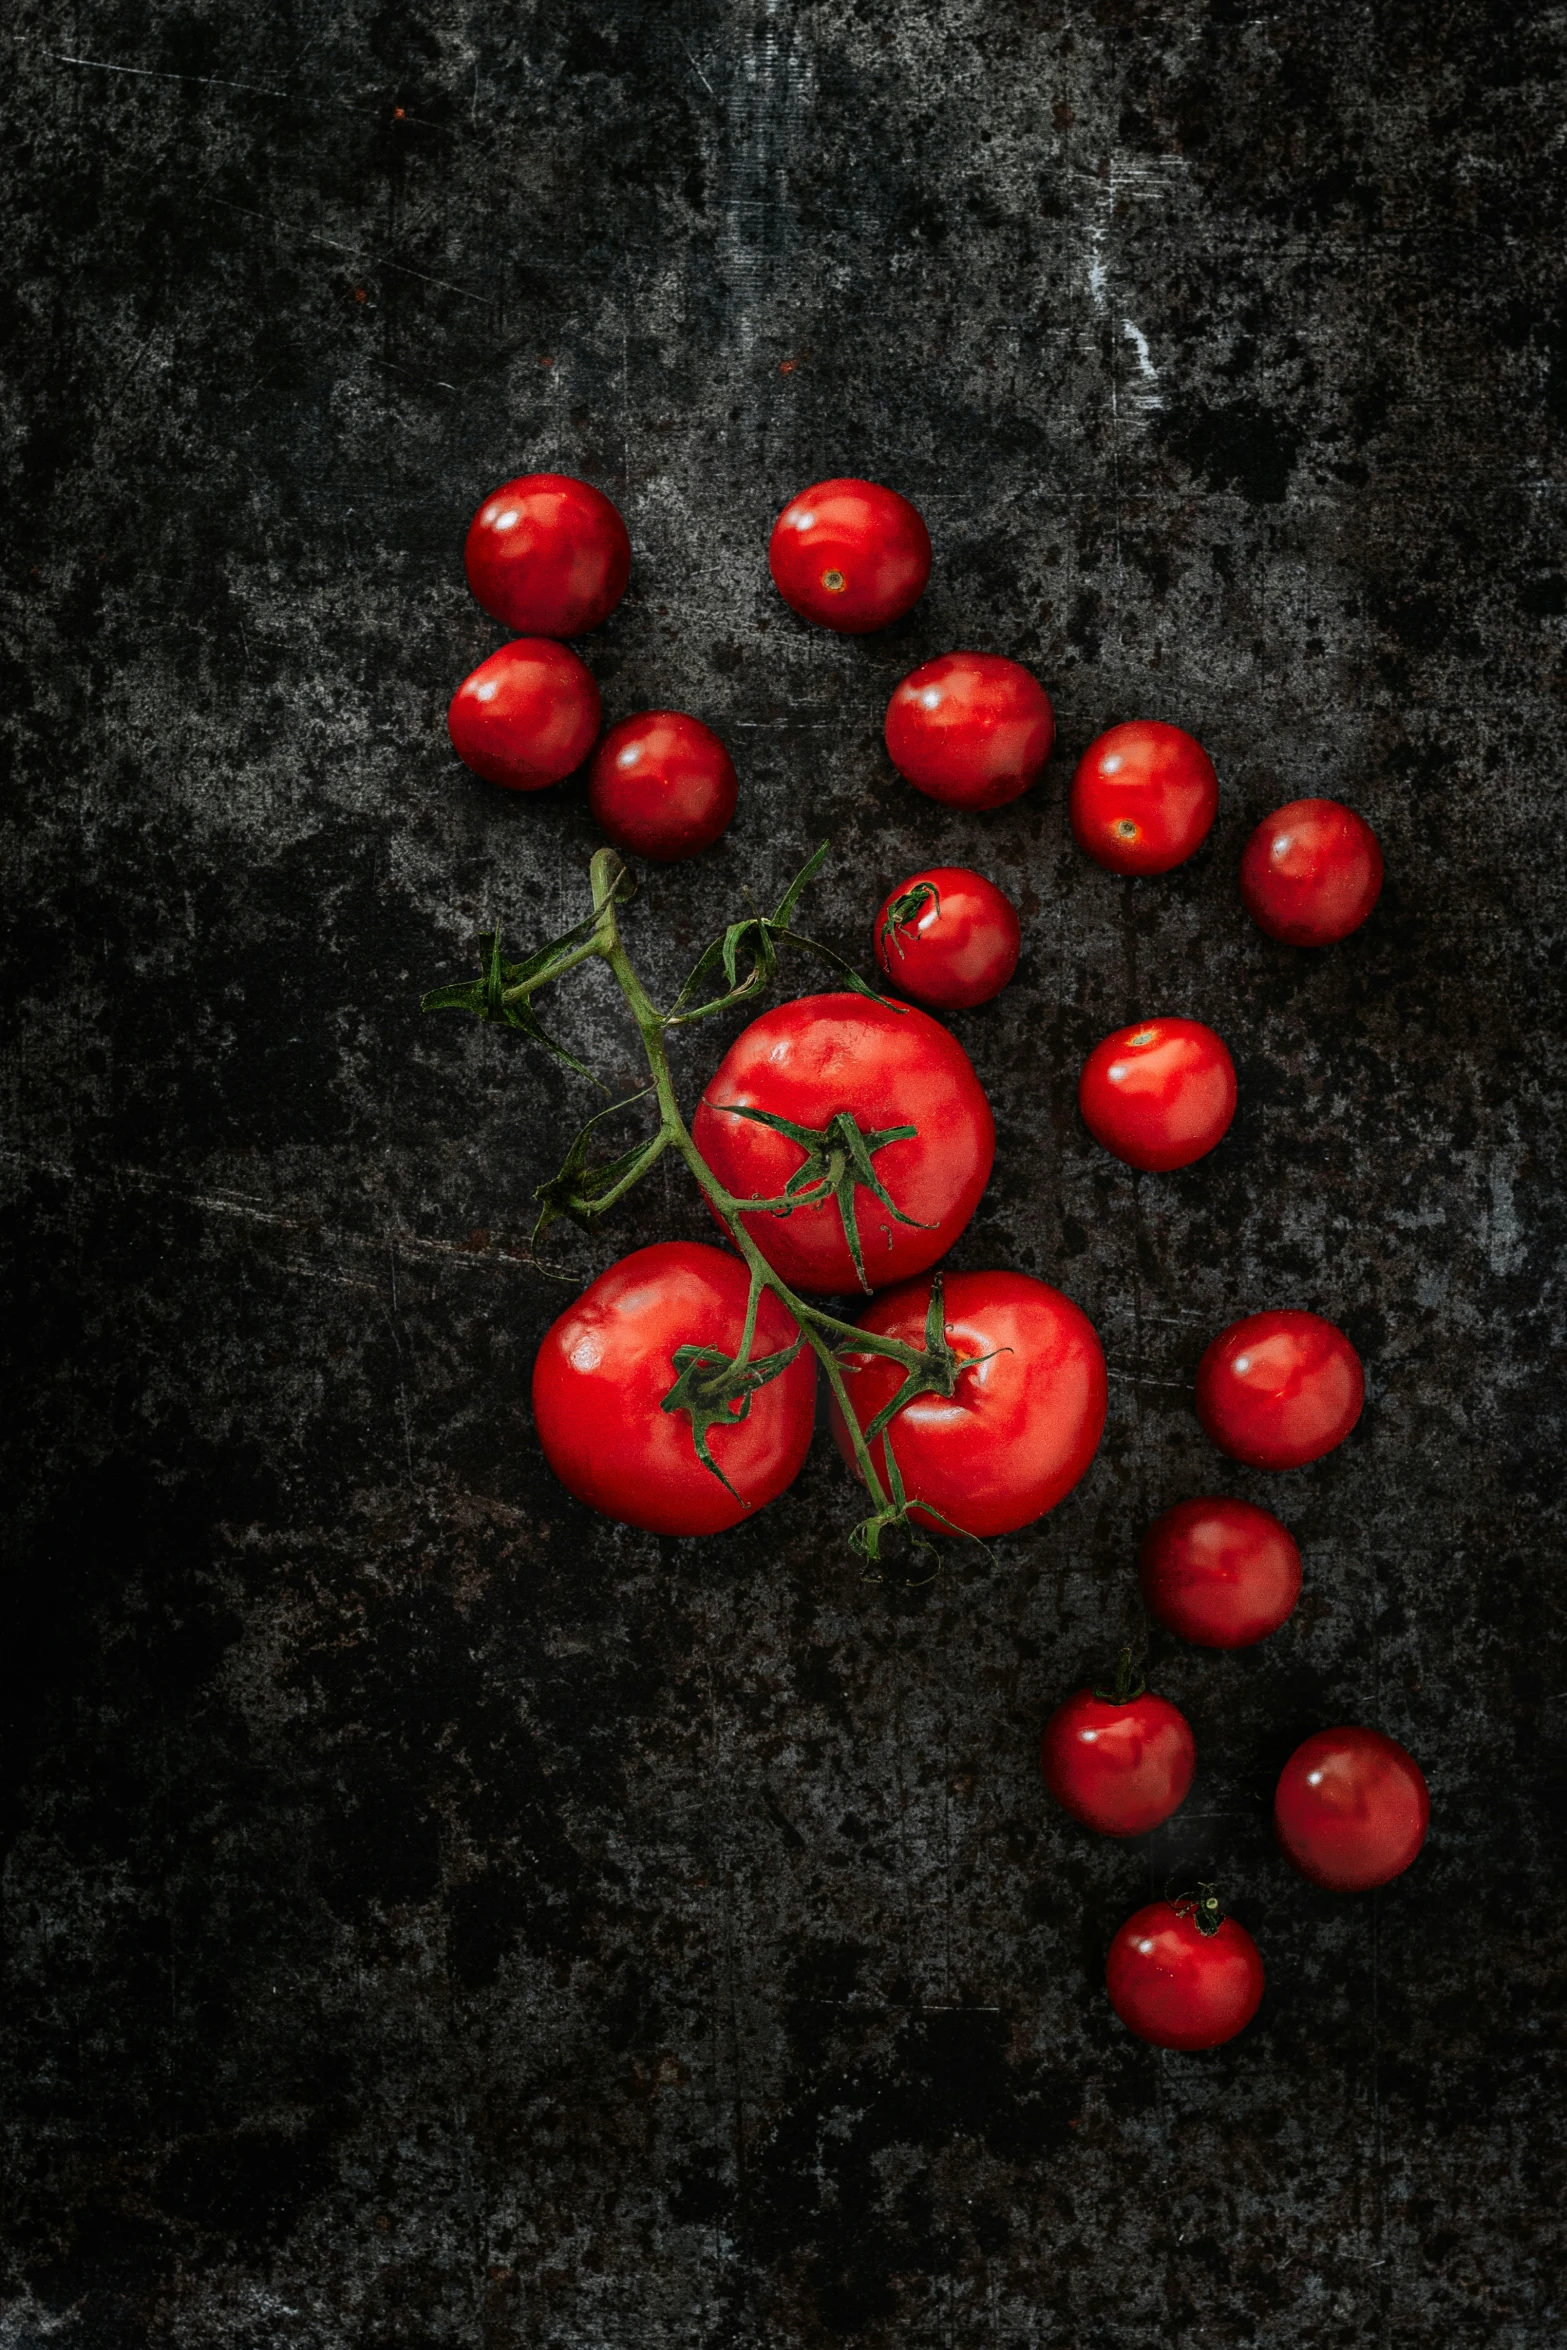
[
  {"xmin": 884, "ymin": 653, "xmax": 1055, "ymax": 811},
  {"xmin": 873, "ymin": 866, "xmax": 1021, "ymax": 1011},
  {"xmin": 1106, "ymin": 1895, "xmax": 1265, "ymax": 2050},
  {"xmin": 1039, "ymin": 1661, "xmax": 1195, "ymax": 1835},
  {"xmin": 464, "ymin": 472, "xmax": 631, "ymax": 638},
  {"xmin": 830, "ymin": 1270, "xmax": 1107, "ymax": 1536},
  {"xmin": 587, "ymin": 710, "xmax": 737, "ymax": 862},
  {"xmin": 1241, "ymin": 798, "xmax": 1384, "ymax": 945},
  {"xmin": 1070, "ymin": 720, "xmax": 1218, "ymax": 874},
  {"xmin": 530, "ymin": 1241, "xmax": 815, "ymax": 1536},
  {"xmin": 1196, "ymin": 1310, "xmax": 1364, "ymax": 1470},
  {"xmin": 448, "ymin": 639, "xmax": 601, "ymax": 792},
  {"xmin": 767, "ymin": 477, "xmax": 931, "ymax": 633},
  {"xmin": 1274, "ymin": 1727, "xmax": 1429, "ymax": 1891},
  {"xmin": 1138, "ymin": 1497, "xmax": 1302, "ymax": 1648},
  {"xmin": 1077, "ymin": 1017, "xmax": 1237, "ymax": 1173},
  {"xmin": 692, "ymin": 994, "xmax": 994, "ymax": 1296}
]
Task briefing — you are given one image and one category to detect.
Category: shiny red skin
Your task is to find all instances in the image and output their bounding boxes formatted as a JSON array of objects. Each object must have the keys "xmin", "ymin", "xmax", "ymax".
[
  {"xmin": 768, "ymin": 477, "xmax": 931, "ymax": 633},
  {"xmin": 1078, "ymin": 1017, "xmax": 1237, "ymax": 1173},
  {"xmin": 873, "ymin": 866, "xmax": 1021, "ymax": 1011},
  {"xmin": 1275, "ymin": 1727, "xmax": 1430, "ymax": 1891},
  {"xmin": 1107, "ymin": 1903, "xmax": 1265, "ymax": 2051},
  {"xmin": 1040, "ymin": 1685, "xmax": 1195, "ymax": 1836},
  {"xmin": 1071, "ymin": 721, "xmax": 1219, "ymax": 875},
  {"xmin": 830, "ymin": 1270, "xmax": 1107, "ymax": 1537},
  {"xmin": 464, "ymin": 472, "xmax": 631, "ymax": 637},
  {"xmin": 588, "ymin": 710, "xmax": 738, "ymax": 862},
  {"xmin": 1241, "ymin": 798, "xmax": 1384, "ymax": 945},
  {"xmin": 1138, "ymin": 1497, "xmax": 1302, "ymax": 1648},
  {"xmin": 884, "ymin": 653, "xmax": 1055, "ymax": 811},
  {"xmin": 447, "ymin": 639, "xmax": 601, "ymax": 792},
  {"xmin": 530, "ymin": 1241, "xmax": 815, "ymax": 1536},
  {"xmin": 693, "ymin": 994, "xmax": 995, "ymax": 1296},
  {"xmin": 1196, "ymin": 1310, "xmax": 1364, "ymax": 1470}
]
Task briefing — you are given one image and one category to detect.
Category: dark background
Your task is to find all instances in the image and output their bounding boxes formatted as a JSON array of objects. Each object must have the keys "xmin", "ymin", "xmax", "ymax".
[{"xmin": 3, "ymin": 2, "xmax": 1565, "ymax": 2343}]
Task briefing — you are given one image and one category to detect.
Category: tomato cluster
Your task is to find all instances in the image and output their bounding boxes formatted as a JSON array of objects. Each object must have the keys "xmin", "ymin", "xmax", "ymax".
[{"xmin": 430, "ymin": 464, "xmax": 1419, "ymax": 2062}]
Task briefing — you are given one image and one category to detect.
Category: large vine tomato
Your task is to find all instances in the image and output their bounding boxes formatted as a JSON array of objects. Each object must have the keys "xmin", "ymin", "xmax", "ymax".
[
  {"xmin": 829, "ymin": 1269, "xmax": 1107, "ymax": 1536},
  {"xmin": 531, "ymin": 1241, "xmax": 816, "ymax": 1535},
  {"xmin": 692, "ymin": 992, "xmax": 995, "ymax": 1295}
]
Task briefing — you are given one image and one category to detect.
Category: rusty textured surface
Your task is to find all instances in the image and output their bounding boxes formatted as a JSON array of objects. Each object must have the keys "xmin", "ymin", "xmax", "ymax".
[{"xmin": 2, "ymin": 2, "xmax": 1565, "ymax": 2343}]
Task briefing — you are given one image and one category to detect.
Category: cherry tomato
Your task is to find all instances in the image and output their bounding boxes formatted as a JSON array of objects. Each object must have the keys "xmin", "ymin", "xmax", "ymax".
[
  {"xmin": 1241, "ymin": 798, "xmax": 1384, "ymax": 945},
  {"xmin": 1274, "ymin": 1727, "xmax": 1429, "ymax": 1891},
  {"xmin": 1138, "ymin": 1498, "xmax": 1302, "ymax": 1648},
  {"xmin": 830, "ymin": 1270, "xmax": 1107, "ymax": 1536},
  {"xmin": 1106, "ymin": 1896, "xmax": 1265, "ymax": 2051},
  {"xmin": 587, "ymin": 710, "xmax": 738, "ymax": 862},
  {"xmin": 464, "ymin": 472, "xmax": 631, "ymax": 638},
  {"xmin": 1077, "ymin": 1017, "xmax": 1237, "ymax": 1173},
  {"xmin": 447, "ymin": 639, "xmax": 601, "ymax": 792},
  {"xmin": 1070, "ymin": 720, "xmax": 1218, "ymax": 875},
  {"xmin": 884, "ymin": 653, "xmax": 1055, "ymax": 811},
  {"xmin": 1040, "ymin": 1658, "xmax": 1195, "ymax": 1835},
  {"xmin": 692, "ymin": 993, "xmax": 995, "ymax": 1296},
  {"xmin": 767, "ymin": 477, "xmax": 931, "ymax": 633},
  {"xmin": 873, "ymin": 866, "xmax": 1021, "ymax": 1011},
  {"xmin": 530, "ymin": 1241, "xmax": 815, "ymax": 1536},
  {"xmin": 1196, "ymin": 1310, "xmax": 1364, "ymax": 1470}
]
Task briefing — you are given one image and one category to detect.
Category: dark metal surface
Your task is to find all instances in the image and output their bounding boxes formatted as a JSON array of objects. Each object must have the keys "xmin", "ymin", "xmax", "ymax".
[{"xmin": 3, "ymin": 3, "xmax": 1565, "ymax": 2342}]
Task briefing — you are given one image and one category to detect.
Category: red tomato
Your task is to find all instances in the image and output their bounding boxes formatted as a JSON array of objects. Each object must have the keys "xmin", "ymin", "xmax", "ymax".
[
  {"xmin": 464, "ymin": 472, "xmax": 631, "ymax": 637},
  {"xmin": 1196, "ymin": 1310, "xmax": 1364, "ymax": 1470},
  {"xmin": 1077, "ymin": 1017, "xmax": 1237, "ymax": 1173},
  {"xmin": 1241, "ymin": 798, "xmax": 1384, "ymax": 945},
  {"xmin": 530, "ymin": 1241, "xmax": 815, "ymax": 1536},
  {"xmin": 1138, "ymin": 1498, "xmax": 1302, "ymax": 1648},
  {"xmin": 830, "ymin": 1270, "xmax": 1107, "ymax": 1536},
  {"xmin": 587, "ymin": 710, "xmax": 738, "ymax": 862},
  {"xmin": 1039, "ymin": 1668, "xmax": 1195, "ymax": 1835},
  {"xmin": 692, "ymin": 994, "xmax": 994, "ymax": 1296},
  {"xmin": 1106, "ymin": 1897, "xmax": 1265, "ymax": 2051},
  {"xmin": 884, "ymin": 653, "xmax": 1055, "ymax": 811},
  {"xmin": 1070, "ymin": 720, "xmax": 1218, "ymax": 874},
  {"xmin": 448, "ymin": 639, "xmax": 600, "ymax": 792},
  {"xmin": 1274, "ymin": 1727, "xmax": 1429, "ymax": 1891},
  {"xmin": 767, "ymin": 477, "xmax": 931, "ymax": 633},
  {"xmin": 873, "ymin": 866, "xmax": 1021, "ymax": 1011}
]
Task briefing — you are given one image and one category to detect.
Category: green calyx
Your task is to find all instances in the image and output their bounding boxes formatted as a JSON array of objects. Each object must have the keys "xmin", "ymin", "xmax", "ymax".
[
  {"xmin": 714, "ymin": 1104, "xmax": 932, "ymax": 1293},
  {"xmin": 878, "ymin": 879, "xmax": 940, "ymax": 961},
  {"xmin": 660, "ymin": 1333, "xmax": 808, "ymax": 1502},
  {"xmin": 1170, "ymin": 1881, "xmax": 1225, "ymax": 1938}
]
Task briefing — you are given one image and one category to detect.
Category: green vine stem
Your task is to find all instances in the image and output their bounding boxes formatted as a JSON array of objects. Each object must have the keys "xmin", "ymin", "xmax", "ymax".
[{"xmin": 423, "ymin": 844, "xmax": 977, "ymax": 1565}]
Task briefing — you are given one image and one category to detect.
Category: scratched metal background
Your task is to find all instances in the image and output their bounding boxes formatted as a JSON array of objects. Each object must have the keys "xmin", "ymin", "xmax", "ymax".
[{"xmin": 3, "ymin": 2, "xmax": 1565, "ymax": 2344}]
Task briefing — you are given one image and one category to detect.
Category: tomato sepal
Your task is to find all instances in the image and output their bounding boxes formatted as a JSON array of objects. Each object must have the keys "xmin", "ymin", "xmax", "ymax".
[
  {"xmin": 669, "ymin": 842, "xmax": 898, "ymax": 1028},
  {"xmin": 1091, "ymin": 1647, "xmax": 1148, "ymax": 1706},
  {"xmin": 661, "ymin": 1330, "xmax": 809, "ymax": 1501},
  {"xmin": 713, "ymin": 1103, "xmax": 932, "ymax": 1293},
  {"xmin": 1167, "ymin": 1879, "xmax": 1227, "ymax": 1939}
]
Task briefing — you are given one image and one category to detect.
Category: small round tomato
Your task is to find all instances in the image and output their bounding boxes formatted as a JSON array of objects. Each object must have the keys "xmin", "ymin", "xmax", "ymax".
[
  {"xmin": 830, "ymin": 1270, "xmax": 1107, "ymax": 1536},
  {"xmin": 1107, "ymin": 1895, "xmax": 1265, "ymax": 2051},
  {"xmin": 1196, "ymin": 1310, "xmax": 1364, "ymax": 1470},
  {"xmin": 1071, "ymin": 720, "xmax": 1219, "ymax": 875},
  {"xmin": 884, "ymin": 653, "xmax": 1055, "ymax": 811},
  {"xmin": 530, "ymin": 1241, "xmax": 815, "ymax": 1536},
  {"xmin": 464, "ymin": 472, "xmax": 631, "ymax": 638},
  {"xmin": 692, "ymin": 994, "xmax": 995, "ymax": 1296},
  {"xmin": 1275, "ymin": 1727, "xmax": 1429, "ymax": 1891},
  {"xmin": 1040, "ymin": 1658, "xmax": 1195, "ymax": 1836},
  {"xmin": 1138, "ymin": 1498, "xmax": 1302, "ymax": 1648},
  {"xmin": 1241, "ymin": 798, "xmax": 1384, "ymax": 945},
  {"xmin": 768, "ymin": 478, "xmax": 931, "ymax": 633},
  {"xmin": 1077, "ymin": 1017, "xmax": 1237, "ymax": 1173},
  {"xmin": 448, "ymin": 639, "xmax": 600, "ymax": 792},
  {"xmin": 587, "ymin": 710, "xmax": 738, "ymax": 861},
  {"xmin": 873, "ymin": 867, "xmax": 1021, "ymax": 1011}
]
